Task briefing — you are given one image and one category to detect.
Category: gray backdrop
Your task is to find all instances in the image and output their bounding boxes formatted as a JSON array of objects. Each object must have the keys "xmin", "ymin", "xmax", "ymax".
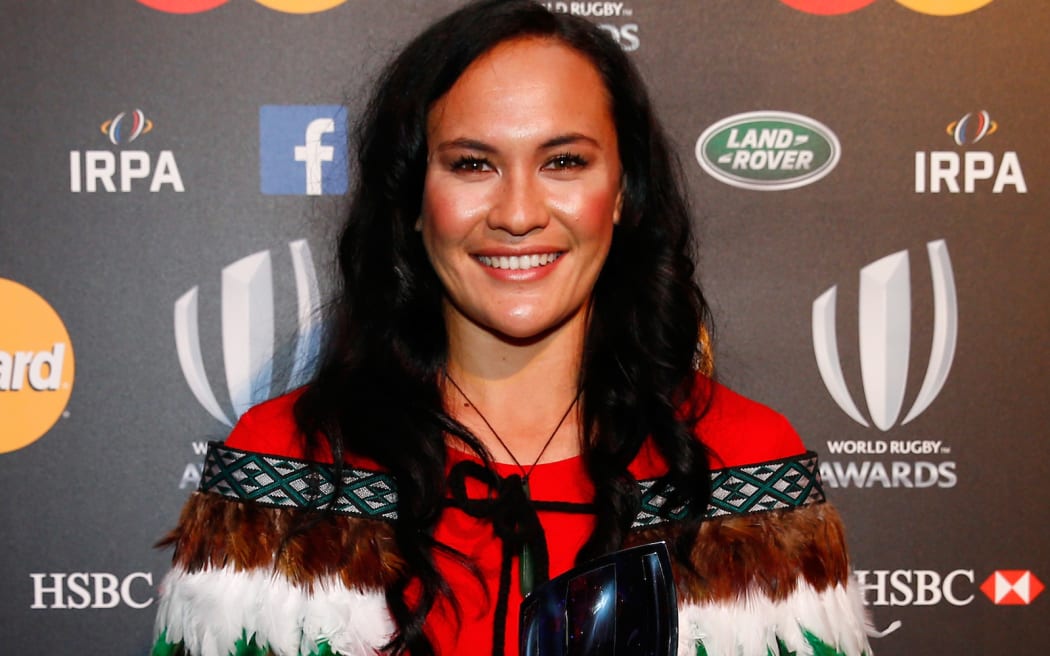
[{"xmin": 1, "ymin": 0, "xmax": 1047, "ymax": 653}]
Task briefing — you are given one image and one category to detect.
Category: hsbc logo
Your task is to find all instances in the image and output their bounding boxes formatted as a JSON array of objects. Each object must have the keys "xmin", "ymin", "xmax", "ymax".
[
  {"xmin": 856, "ymin": 569, "xmax": 975, "ymax": 608},
  {"xmin": 174, "ymin": 240, "xmax": 322, "ymax": 426},
  {"xmin": 856, "ymin": 568, "xmax": 1044, "ymax": 608},
  {"xmin": 856, "ymin": 567, "xmax": 1043, "ymax": 638},
  {"xmin": 31, "ymin": 572, "xmax": 153, "ymax": 609},
  {"xmin": 981, "ymin": 570, "xmax": 1044, "ymax": 606},
  {"xmin": 812, "ymin": 240, "xmax": 957, "ymax": 430}
]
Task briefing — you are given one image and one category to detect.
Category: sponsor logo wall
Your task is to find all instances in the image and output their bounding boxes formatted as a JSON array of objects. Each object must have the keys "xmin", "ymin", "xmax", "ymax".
[{"xmin": 1, "ymin": 0, "xmax": 1046, "ymax": 653}]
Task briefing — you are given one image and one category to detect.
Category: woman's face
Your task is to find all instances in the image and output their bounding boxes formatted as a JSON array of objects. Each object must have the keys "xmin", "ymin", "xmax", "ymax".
[{"xmin": 421, "ymin": 37, "xmax": 622, "ymax": 343}]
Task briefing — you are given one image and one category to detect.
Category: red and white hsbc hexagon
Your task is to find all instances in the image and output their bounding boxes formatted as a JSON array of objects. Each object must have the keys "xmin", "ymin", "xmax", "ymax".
[{"xmin": 981, "ymin": 571, "xmax": 1045, "ymax": 606}]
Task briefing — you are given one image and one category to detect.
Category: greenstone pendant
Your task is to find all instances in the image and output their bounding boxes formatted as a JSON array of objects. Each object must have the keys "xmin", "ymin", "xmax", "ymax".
[
  {"xmin": 521, "ymin": 542, "xmax": 536, "ymax": 596},
  {"xmin": 519, "ymin": 478, "xmax": 535, "ymax": 596}
]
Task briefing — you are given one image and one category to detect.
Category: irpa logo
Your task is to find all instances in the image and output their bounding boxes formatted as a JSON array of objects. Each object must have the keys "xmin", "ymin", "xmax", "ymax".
[
  {"xmin": 915, "ymin": 110, "xmax": 1026, "ymax": 194},
  {"xmin": 174, "ymin": 240, "xmax": 322, "ymax": 426},
  {"xmin": 70, "ymin": 108, "xmax": 184, "ymax": 193},
  {"xmin": 812, "ymin": 240, "xmax": 957, "ymax": 430},
  {"xmin": 981, "ymin": 571, "xmax": 1044, "ymax": 606}
]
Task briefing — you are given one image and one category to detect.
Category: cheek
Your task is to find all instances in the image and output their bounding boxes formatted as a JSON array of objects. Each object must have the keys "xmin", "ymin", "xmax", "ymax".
[
  {"xmin": 549, "ymin": 185, "xmax": 620, "ymax": 240},
  {"xmin": 422, "ymin": 178, "xmax": 490, "ymax": 246}
]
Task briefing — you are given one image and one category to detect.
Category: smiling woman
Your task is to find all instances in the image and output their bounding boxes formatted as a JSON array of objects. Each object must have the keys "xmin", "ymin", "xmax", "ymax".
[
  {"xmin": 422, "ymin": 38, "xmax": 621, "ymax": 348},
  {"xmin": 152, "ymin": 2, "xmax": 873, "ymax": 655}
]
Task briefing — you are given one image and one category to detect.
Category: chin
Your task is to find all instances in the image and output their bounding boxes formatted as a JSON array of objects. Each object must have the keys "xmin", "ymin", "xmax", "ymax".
[
  {"xmin": 482, "ymin": 308, "xmax": 584, "ymax": 344},
  {"xmin": 485, "ymin": 320, "xmax": 555, "ymax": 343}
]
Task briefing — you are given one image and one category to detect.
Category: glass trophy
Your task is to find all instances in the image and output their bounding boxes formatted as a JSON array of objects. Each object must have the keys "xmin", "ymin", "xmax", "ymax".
[{"xmin": 519, "ymin": 541, "xmax": 678, "ymax": 656}]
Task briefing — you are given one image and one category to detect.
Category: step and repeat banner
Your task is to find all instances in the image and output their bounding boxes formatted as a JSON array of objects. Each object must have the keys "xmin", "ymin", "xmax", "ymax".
[{"xmin": 1, "ymin": 0, "xmax": 1047, "ymax": 653}]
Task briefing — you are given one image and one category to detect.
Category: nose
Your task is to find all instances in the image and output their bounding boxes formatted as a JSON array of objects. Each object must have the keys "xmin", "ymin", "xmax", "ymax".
[{"xmin": 486, "ymin": 171, "xmax": 549, "ymax": 236}]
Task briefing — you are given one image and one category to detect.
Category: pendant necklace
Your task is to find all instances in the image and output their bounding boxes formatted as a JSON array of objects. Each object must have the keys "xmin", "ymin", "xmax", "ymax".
[{"xmin": 443, "ymin": 370, "xmax": 580, "ymax": 595}]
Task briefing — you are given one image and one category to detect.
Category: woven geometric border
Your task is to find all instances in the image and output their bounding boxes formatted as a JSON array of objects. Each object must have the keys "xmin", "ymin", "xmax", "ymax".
[
  {"xmin": 199, "ymin": 443, "xmax": 823, "ymax": 527},
  {"xmin": 632, "ymin": 451, "xmax": 825, "ymax": 529},
  {"xmin": 199, "ymin": 442, "xmax": 398, "ymax": 521}
]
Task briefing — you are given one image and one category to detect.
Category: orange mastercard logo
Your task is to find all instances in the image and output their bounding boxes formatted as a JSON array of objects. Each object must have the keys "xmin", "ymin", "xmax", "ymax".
[
  {"xmin": 254, "ymin": 0, "xmax": 348, "ymax": 13},
  {"xmin": 780, "ymin": 0, "xmax": 995, "ymax": 14},
  {"xmin": 894, "ymin": 0, "xmax": 994, "ymax": 15},
  {"xmin": 0, "ymin": 279, "xmax": 75, "ymax": 454},
  {"xmin": 136, "ymin": 0, "xmax": 348, "ymax": 13}
]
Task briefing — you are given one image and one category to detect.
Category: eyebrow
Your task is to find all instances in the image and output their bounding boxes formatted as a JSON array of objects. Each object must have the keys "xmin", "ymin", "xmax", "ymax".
[
  {"xmin": 540, "ymin": 133, "xmax": 600, "ymax": 149},
  {"xmin": 434, "ymin": 133, "xmax": 601, "ymax": 153},
  {"xmin": 435, "ymin": 138, "xmax": 497, "ymax": 154}
]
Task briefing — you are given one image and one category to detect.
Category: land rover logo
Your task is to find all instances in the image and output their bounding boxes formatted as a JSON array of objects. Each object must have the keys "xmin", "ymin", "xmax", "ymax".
[{"xmin": 695, "ymin": 111, "xmax": 841, "ymax": 191}]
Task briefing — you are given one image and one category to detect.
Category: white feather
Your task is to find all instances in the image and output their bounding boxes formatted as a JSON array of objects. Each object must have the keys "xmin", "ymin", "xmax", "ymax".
[
  {"xmin": 154, "ymin": 565, "xmax": 393, "ymax": 655},
  {"xmin": 678, "ymin": 577, "xmax": 873, "ymax": 656}
]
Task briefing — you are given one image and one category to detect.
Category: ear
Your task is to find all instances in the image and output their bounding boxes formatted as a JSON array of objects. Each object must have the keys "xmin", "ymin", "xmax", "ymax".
[
  {"xmin": 612, "ymin": 184, "xmax": 624, "ymax": 225},
  {"xmin": 414, "ymin": 216, "xmax": 423, "ymax": 232}
]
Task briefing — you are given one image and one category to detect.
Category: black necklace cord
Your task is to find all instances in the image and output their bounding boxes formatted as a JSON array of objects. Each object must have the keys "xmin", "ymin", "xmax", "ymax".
[{"xmin": 442, "ymin": 370, "xmax": 581, "ymax": 484}]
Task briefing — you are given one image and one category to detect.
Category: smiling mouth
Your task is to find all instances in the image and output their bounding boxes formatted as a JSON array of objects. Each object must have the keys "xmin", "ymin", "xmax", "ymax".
[{"xmin": 475, "ymin": 253, "xmax": 564, "ymax": 271}]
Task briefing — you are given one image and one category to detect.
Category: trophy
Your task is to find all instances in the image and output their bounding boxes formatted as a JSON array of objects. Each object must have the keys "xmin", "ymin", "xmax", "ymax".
[{"xmin": 519, "ymin": 541, "xmax": 678, "ymax": 655}]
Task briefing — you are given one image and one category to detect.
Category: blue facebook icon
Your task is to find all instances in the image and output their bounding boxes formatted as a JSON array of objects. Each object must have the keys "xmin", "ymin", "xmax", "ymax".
[{"xmin": 260, "ymin": 105, "xmax": 348, "ymax": 195}]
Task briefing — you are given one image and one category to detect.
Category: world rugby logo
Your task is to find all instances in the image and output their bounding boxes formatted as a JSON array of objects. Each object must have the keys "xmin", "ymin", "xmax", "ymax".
[
  {"xmin": 812, "ymin": 240, "xmax": 957, "ymax": 430},
  {"xmin": 173, "ymin": 240, "xmax": 322, "ymax": 426}
]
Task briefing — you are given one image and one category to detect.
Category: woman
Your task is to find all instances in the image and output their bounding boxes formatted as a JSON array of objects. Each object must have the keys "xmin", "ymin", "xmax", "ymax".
[{"xmin": 153, "ymin": 1, "xmax": 872, "ymax": 655}]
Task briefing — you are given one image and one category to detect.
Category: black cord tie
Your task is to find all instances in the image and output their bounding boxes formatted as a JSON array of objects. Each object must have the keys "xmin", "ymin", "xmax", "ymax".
[{"xmin": 445, "ymin": 460, "xmax": 595, "ymax": 656}]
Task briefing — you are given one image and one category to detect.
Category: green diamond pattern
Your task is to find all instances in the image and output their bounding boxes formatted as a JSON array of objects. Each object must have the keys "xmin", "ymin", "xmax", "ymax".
[
  {"xmin": 200, "ymin": 443, "xmax": 398, "ymax": 521},
  {"xmin": 199, "ymin": 444, "xmax": 822, "ymax": 529},
  {"xmin": 633, "ymin": 451, "xmax": 824, "ymax": 528}
]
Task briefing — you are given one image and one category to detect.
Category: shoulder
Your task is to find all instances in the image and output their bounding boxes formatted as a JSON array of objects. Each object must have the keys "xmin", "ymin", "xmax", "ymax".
[
  {"xmin": 694, "ymin": 377, "xmax": 807, "ymax": 468},
  {"xmin": 630, "ymin": 377, "xmax": 809, "ymax": 478},
  {"xmin": 221, "ymin": 388, "xmax": 316, "ymax": 459},
  {"xmin": 220, "ymin": 388, "xmax": 385, "ymax": 470}
]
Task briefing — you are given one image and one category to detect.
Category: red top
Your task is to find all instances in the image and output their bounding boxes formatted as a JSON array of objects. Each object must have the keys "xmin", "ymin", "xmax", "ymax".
[{"xmin": 224, "ymin": 380, "xmax": 805, "ymax": 656}]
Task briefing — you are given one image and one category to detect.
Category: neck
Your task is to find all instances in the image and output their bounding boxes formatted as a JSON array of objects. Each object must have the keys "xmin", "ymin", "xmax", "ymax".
[{"xmin": 443, "ymin": 309, "xmax": 586, "ymax": 465}]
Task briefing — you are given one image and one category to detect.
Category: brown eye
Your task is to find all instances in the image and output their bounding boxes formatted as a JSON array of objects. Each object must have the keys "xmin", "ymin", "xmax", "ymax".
[
  {"xmin": 451, "ymin": 156, "xmax": 492, "ymax": 173},
  {"xmin": 545, "ymin": 153, "xmax": 588, "ymax": 170}
]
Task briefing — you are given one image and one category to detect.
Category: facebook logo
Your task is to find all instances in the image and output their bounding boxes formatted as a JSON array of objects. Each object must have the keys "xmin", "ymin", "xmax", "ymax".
[{"xmin": 260, "ymin": 105, "xmax": 348, "ymax": 195}]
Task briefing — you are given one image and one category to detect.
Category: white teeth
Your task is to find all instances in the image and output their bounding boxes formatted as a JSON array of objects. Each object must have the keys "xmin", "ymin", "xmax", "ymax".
[{"xmin": 477, "ymin": 253, "xmax": 562, "ymax": 271}]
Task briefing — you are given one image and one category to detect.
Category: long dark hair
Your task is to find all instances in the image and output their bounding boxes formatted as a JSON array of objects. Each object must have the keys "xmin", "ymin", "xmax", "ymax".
[{"xmin": 293, "ymin": 1, "xmax": 713, "ymax": 653}]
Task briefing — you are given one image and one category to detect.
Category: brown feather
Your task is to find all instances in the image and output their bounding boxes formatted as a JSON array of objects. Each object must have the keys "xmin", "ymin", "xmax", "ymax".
[
  {"xmin": 625, "ymin": 502, "xmax": 852, "ymax": 604},
  {"xmin": 159, "ymin": 492, "xmax": 404, "ymax": 593}
]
